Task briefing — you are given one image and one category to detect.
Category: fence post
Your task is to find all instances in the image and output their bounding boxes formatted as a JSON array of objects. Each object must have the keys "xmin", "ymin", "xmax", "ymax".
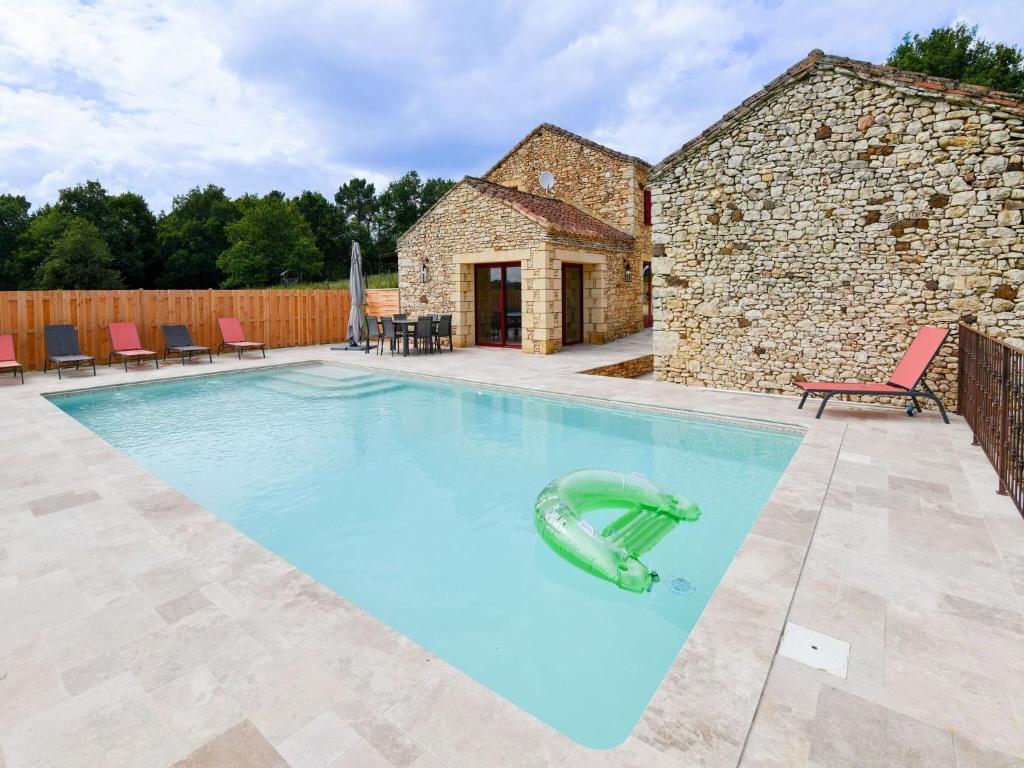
[{"xmin": 999, "ymin": 344, "xmax": 1009, "ymax": 496}]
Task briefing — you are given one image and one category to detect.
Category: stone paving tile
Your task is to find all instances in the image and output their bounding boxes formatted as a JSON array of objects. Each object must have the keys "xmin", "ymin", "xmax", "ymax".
[
  {"xmin": 2, "ymin": 336, "xmax": 1022, "ymax": 766},
  {"xmin": 214, "ymin": 648, "xmax": 362, "ymax": 746},
  {"xmin": 169, "ymin": 719, "xmax": 287, "ymax": 768},
  {"xmin": 808, "ymin": 686, "xmax": 956, "ymax": 767},
  {"xmin": 59, "ymin": 648, "xmax": 125, "ymax": 697},
  {"xmin": 149, "ymin": 666, "xmax": 246, "ymax": 754},
  {"xmin": 0, "ymin": 635, "xmax": 68, "ymax": 732},
  {"xmin": 385, "ymin": 664, "xmax": 574, "ymax": 768},
  {"xmin": 954, "ymin": 735, "xmax": 1024, "ymax": 768},
  {"xmin": 3, "ymin": 673, "xmax": 180, "ymax": 768},
  {"xmin": 351, "ymin": 714, "xmax": 423, "ymax": 767},
  {"xmin": 27, "ymin": 489, "xmax": 101, "ymax": 516},
  {"xmin": 330, "ymin": 740, "xmax": 396, "ymax": 768},
  {"xmin": 278, "ymin": 709, "xmax": 362, "ymax": 768},
  {"xmin": 155, "ymin": 588, "xmax": 214, "ymax": 624}
]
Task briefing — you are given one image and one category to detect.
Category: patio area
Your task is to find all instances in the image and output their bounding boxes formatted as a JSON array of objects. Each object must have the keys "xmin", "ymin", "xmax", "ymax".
[{"xmin": 0, "ymin": 330, "xmax": 1021, "ymax": 768}]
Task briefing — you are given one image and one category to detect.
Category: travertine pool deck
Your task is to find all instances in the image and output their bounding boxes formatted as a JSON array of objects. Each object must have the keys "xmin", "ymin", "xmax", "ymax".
[{"xmin": 1, "ymin": 331, "xmax": 1022, "ymax": 767}]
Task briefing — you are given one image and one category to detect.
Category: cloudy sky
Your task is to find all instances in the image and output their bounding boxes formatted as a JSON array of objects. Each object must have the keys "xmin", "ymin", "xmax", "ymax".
[{"xmin": 1, "ymin": 0, "xmax": 1022, "ymax": 212}]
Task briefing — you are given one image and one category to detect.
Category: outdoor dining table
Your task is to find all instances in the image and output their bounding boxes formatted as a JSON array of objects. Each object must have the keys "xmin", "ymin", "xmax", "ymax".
[{"xmin": 390, "ymin": 316, "xmax": 440, "ymax": 356}]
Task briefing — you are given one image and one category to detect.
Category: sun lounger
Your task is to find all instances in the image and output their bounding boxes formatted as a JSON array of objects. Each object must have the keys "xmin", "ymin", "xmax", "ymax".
[
  {"xmin": 796, "ymin": 326, "xmax": 950, "ymax": 422},
  {"xmin": 0, "ymin": 334, "xmax": 23, "ymax": 384},
  {"xmin": 217, "ymin": 317, "xmax": 266, "ymax": 359},
  {"xmin": 108, "ymin": 322, "xmax": 159, "ymax": 371},
  {"xmin": 161, "ymin": 325, "xmax": 212, "ymax": 364},
  {"xmin": 43, "ymin": 324, "xmax": 96, "ymax": 379}
]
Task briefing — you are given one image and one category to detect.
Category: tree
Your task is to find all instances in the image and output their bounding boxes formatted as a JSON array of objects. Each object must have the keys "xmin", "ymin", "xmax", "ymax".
[
  {"xmin": 374, "ymin": 171, "xmax": 425, "ymax": 259},
  {"xmin": 334, "ymin": 177, "xmax": 378, "ymax": 266},
  {"xmin": 107, "ymin": 192, "xmax": 158, "ymax": 288},
  {"xmin": 421, "ymin": 177, "xmax": 456, "ymax": 212},
  {"xmin": 52, "ymin": 180, "xmax": 161, "ymax": 287},
  {"xmin": 156, "ymin": 185, "xmax": 240, "ymax": 288},
  {"xmin": 888, "ymin": 23, "xmax": 1024, "ymax": 93},
  {"xmin": 218, "ymin": 195, "xmax": 322, "ymax": 287},
  {"xmin": 292, "ymin": 190, "xmax": 350, "ymax": 280},
  {"xmin": 334, "ymin": 178, "xmax": 377, "ymax": 229},
  {"xmin": 35, "ymin": 218, "xmax": 123, "ymax": 289},
  {"xmin": 9, "ymin": 206, "xmax": 71, "ymax": 289},
  {"xmin": 0, "ymin": 194, "xmax": 31, "ymax": 289},
  {"xmin": 56, "ymin": 180, "xmax": 112, "ymax": 232},
  {"xmin": 373, "ymin": 172, "xmax": 457, "ymax": 262}
]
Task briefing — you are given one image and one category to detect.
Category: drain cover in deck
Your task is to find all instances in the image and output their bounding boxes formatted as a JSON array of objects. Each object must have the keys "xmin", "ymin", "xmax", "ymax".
[{"xmin": 778, "ymin": 622, "xmax": 849, "ymax": 679}]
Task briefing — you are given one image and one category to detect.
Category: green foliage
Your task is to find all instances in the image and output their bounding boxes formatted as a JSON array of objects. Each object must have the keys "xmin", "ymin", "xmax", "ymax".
[
  {"xmin": 10, "ymin": 206, "xmax": 71, "ymax": 289},
  {"xmin": 292, "ymin": 191, "xmax": 350, "ymax": 279},
  {"xmin": 156, "ymin": 185, "xmax": 240, "ymax": 288},
  {"xmin": 421, "ymin": 177, "xmax": 457, "ymax": 212},
  {"xmin": 2, "ymin": 170, "xmax": 453, "ymax": 290},
  {"xmin": 0, "ymin": 194, "xmax": 31, "ymax": 289},
  {"xmin": 270, "ymin": 272, "xmax": 399, "ymax": 290},
  {"xmin": 49, "ymin": 180, "xmax": 160, "ymax": 288},
  {"xmin": 334, "ymin": 177, "xmax": 377, "ymax": 228},
  {"xmin": 107, "ymin": 192, "xmax": 158, "ymax": 288},
  {"xmin": 56, "ymin": 180, "xmax": 112, "ymax": 230},
  {"xmin": 888, "ymin": 23, "xmax": 1024, "ymax": 93},
  {"xmin": 35, "ymin": 218, "xmax": 123, "ymax": 289},
  {"xmin": 374, "ymin": 172, "xmax": 457, "ymax": 258},
  {"xmin": 218, "ymin": 195, "xmax": 322, "ymax": 288}
]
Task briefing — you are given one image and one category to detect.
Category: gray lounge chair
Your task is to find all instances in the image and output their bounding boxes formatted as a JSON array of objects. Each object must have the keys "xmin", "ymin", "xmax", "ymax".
[
  {"xmin": 43, "ymin": 324, "xmax": 95, "ymax": 379},
  {"xmin": 161, "ymin": 325, "xmax": 212, "ymax": 364}
]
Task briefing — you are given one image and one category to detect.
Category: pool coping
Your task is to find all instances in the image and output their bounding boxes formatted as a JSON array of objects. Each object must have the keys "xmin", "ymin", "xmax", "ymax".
[
  {"xmin": 44, "ymin": 359, "xmax": 807, "ymax": 437},
  {"xmin": 22, "ymin": 351, "xmax": 844, "ymax": 767}
]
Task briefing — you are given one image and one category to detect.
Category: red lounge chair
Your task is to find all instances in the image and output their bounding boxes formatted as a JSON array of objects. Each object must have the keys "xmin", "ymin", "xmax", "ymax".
[
  {"xmin": 796, "ymin": 326, "xmax": 950, "ymax": 423},
  {"xmin": 217, "ymin": 317, "xmax": 266, "ymax": 359},
  {"xmin": 108, "ymin": 322, "xmax": 160, "ymax": 371},
  {"xmin": 0, "ymin": 334, "xmax": 23, "ymax": 384}
]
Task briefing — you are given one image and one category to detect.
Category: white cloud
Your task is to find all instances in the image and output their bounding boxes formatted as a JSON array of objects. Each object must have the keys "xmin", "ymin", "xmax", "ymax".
[{"xmin": 0, "ymin": 0, "xmax": 1021, "ymax": 210}]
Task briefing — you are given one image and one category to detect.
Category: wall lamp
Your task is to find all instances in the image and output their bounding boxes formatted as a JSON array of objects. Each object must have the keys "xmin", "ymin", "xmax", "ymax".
[
  {"xmin": 623, "ymin": 258, "xmax": 633, "ymax": 283},
  {"xmin": 420, "ymin": 259, "xmax": 429, "ymax": 284}
]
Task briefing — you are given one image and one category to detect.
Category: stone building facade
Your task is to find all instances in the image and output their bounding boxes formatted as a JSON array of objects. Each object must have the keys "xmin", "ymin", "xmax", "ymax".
[
  {"xmin": 398, "ymin": 124, "xmax": 651, "ymax": 353},
  {"xmin": 649, "ymin": 51, "xmax": 1024, "ymax": 406}
]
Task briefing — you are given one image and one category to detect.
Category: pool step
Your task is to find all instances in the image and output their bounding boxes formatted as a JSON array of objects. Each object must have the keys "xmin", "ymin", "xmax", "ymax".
[
  {"xmin": 271, "ymin": 367, "xmax": 377, "ymax": 386},
  {"xmin": 251, "ymin": 374, "xmax": 406, "ymax": 401}
]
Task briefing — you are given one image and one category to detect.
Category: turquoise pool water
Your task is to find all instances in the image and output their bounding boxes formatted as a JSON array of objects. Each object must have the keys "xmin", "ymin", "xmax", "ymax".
[{"xmin": 52, "ymin": 364, "xmax": 800, "ymax": 748}]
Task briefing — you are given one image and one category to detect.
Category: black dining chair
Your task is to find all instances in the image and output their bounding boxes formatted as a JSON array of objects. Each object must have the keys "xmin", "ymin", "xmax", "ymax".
[
  {"xmin": 381, "ymin": 316, "xmax": 399, "ymax": 356},
  {"xmin": 364, "ymin": 316, "xmax": 382, "ymax": 354},
  {"xmin": 413, "ymin": 316, "xmax": 433, "ymax": 354},
  {"xmin": 434, "ymin": 314, "xmax": 453, "ymax": 352}
]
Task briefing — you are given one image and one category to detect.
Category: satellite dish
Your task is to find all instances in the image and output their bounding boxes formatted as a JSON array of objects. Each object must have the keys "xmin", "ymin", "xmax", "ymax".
[{"xmin": 539, "ymin": 171, "xmax": 555, "ymax": 190}]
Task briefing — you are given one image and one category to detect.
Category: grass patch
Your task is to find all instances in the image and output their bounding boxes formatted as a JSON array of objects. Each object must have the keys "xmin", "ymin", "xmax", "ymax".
[{"xmin": 273, "ymin": 272, "xmax": 399, "ymax": 290}]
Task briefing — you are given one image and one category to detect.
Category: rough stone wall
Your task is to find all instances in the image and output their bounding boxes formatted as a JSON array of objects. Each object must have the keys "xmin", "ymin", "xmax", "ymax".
[
  {"xmin": 651, "ymin": 67, "xmax": 1024, "ymax": 407},
  {"xmin": 397, "ymin": 183, "xmax": 543, "ymax": 347},
  {"xmin": 487, "ymin": 128, "xmax": 642, "ymax": 234},
  {"xmin": 487, "ymin": 128, "xmax": 648, "ymax": 342}
]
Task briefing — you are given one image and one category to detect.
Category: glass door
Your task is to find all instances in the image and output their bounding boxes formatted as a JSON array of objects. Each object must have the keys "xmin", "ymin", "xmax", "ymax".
[
  {"xmin": 562, "ymin": 264, "xmax": 583, "ymax": 345},
  {"xmin": 474, "ymin": 263, "xmax": 522, "ymax": 347}
]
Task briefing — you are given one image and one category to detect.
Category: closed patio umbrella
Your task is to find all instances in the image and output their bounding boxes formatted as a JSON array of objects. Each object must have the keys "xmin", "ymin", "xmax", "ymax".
[{"xmin": 333, "ymin": 241, "xmax": 367, "ymax": 350}]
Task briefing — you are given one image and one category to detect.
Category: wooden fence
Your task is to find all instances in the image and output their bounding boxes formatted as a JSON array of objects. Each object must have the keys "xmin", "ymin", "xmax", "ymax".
[
  {"xmin": 958, "ymin": 323, "xmax": 1024, "ymax": 518},
  {"xmin": 0, "ymin": 288, "xmax": 401, "ymax": 371}
]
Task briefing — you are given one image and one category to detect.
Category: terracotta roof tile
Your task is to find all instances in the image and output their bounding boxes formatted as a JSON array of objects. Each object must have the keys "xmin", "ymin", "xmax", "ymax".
[
  {"xmin": 465, "ymin": 177, "xmax": 634, "ymax": 246},
  {"xmin": 653, "ymin": 49, "xmax": 1024, "ymax": 176}
]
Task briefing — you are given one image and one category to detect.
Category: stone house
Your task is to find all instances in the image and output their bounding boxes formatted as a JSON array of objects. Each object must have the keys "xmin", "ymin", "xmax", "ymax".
[
  {"xmin": 649, "ymin": 50, "xmax": 1024, "ymax": 407},
  {"xmin": 397, "ymin": 124, "xmax": 652, "ymax": 353}
]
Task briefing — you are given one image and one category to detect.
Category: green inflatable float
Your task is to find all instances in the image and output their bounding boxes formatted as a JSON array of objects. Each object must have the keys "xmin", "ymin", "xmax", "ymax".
[{"xmin": 534, "ymin": 469, "xmax": 701, "ymax": 593}]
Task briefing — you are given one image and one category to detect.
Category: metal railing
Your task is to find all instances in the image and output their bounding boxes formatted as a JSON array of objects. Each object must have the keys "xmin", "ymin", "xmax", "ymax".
[{"xmin": 958, "ymin": 323, "xmax": 1024, "ymax": 517}]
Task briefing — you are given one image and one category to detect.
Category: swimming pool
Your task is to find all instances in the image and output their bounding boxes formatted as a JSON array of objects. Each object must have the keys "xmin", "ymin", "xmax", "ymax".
[{"xmin": 52, "ymin": 364, "xmax": 800, "ymax": 748}]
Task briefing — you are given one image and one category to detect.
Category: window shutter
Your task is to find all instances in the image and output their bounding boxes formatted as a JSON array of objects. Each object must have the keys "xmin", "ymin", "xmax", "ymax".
[{"xmin": 643, "ymin": 189, "xmax": 652, "ymax": 226}]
